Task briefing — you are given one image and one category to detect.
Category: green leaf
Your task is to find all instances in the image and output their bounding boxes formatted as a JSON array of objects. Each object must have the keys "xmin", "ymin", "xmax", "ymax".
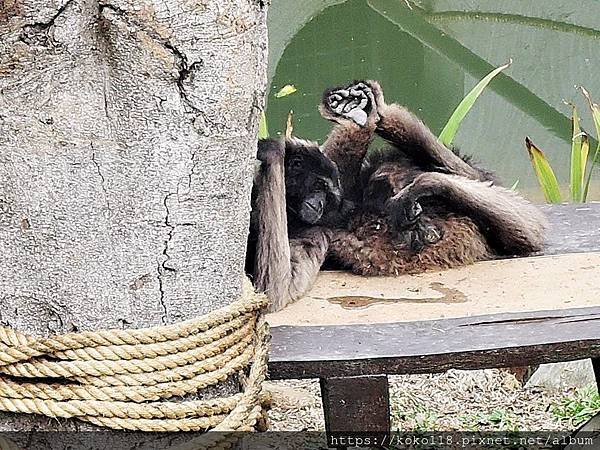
[
  {"xmin": 525, "ymin": 137, "xmax": 562, "ymax": 204},
  {"xmin": 581, "ymin": 87, "xmax": 600, "ymax": 201},
  {"xmin": 439, "ymin": 59, "xmax": 512, "ymax": 146},
  {"xmin": 274, "ymin": 84, "xmax": 297, "ymax": 98},
  {"xmin": 510, "ymin": 179, "xmax": 519, "ymax": 191},
  {"xmin": 580, "ymin": 134, "xmax": 590, "ymax": 201},
  {"xmin": 568, "ymin": 103, "xmax": 584, "ymax": 202},
  {"xmin": 488, "ymin": 410, "xmax": 505, "ymax": 424},
  {"xmin": 258, "ymin": 111, "xmax": 269, "ymax": 139}
]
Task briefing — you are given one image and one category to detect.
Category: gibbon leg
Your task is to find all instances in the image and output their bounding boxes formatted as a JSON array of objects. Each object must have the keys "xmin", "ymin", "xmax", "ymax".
[
  {"xmin": 254, "ymin": 139, "xmax": 331, "ymax": 312},
  {"xmin": 387, "ymin": 172, "xmax": 547, "ymax": 255},
  {"xmin": 371, "ymin": 82, "xmax": 484, "ymax": 180},
  {"xmin": 319, "ymin": 82, "xmax": 379, "ymax": 204}
]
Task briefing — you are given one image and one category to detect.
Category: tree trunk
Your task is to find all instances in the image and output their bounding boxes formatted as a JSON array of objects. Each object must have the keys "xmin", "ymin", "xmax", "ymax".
[{"xmin": 0, "ymin": 0, "xmax": 268, "ymax": 436}]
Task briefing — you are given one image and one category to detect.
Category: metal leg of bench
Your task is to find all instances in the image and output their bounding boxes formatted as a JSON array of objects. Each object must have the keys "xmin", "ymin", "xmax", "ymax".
[
  {"xmin": 592, "ymin": 357, "xmax": 600, "ymax": 392},
  {"xmin": 320, "ymin": 374, "xmax": 390, "ymax": 448}
]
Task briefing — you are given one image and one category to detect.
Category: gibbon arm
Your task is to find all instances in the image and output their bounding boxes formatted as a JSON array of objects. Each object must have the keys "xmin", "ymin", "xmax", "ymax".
[
  {"xmin": 388, "ymin": 172, "xmax": 547, "ymax": 255},
  {"xmin": 253, "ymin": 139, "xmax": 330, "ymax": 312},
  {"xmin": 376, "ymin": 103, "xmax": 484, "ymax": 180},
  {"xmin": 366, "ymin": 79, "xmax": 484, "ymax": 180},
  {"xmin": 321, "ymin": 80, "xmax": 485, "ymax": 181}
]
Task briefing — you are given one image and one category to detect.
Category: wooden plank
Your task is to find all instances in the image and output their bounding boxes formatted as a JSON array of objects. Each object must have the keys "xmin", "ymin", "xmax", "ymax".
[
  {"xmin": 269, "ymin": 306, "xmax": 600, "ymax": 379},
  {"xmin": 543, "ymin": 203, "xmax": 600, "ymax": 255},
  {"xmin": 267, "ymin": 252, "xmax": 600, "ymax": 327},
  {"xmin": 267, "ymin": 204, "xmax": 600, "ymax": 328},
  {"xmin": 320, "ymin": 375, "xmax": 390, "ymax": 443}
]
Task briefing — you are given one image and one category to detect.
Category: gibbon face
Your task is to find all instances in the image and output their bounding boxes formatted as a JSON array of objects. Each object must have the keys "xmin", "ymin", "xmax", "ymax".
[{"xmin": 283, "ymin": 139, "xmax": 342, "ymax": 225}]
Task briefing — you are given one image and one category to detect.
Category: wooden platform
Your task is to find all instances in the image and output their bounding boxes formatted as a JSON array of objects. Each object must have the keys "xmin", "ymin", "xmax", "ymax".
[
  {"xmin": 267, "ymin": 203, "xmax": 600, "ymax": 379},
  {"xmin": 269, "ymin": 305, "xmax": 600, "ymax": 379},
  {"xmin": 268, "ymin": 203, "xmax": 600, "ymax": 328},
  {"xmin": 267, "ymin": 252, "xmax": 600, "ymax": 327}
]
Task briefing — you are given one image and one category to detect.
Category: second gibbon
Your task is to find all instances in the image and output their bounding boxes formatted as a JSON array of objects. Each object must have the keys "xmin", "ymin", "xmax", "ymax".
[{"xmin": 319, "ymin": 80, "xmax": 546, "ymax": 276}]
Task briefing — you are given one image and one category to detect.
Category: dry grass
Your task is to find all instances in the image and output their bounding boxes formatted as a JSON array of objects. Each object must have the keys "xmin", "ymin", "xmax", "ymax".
[{"xmin": 266, "ymin": 369, "xmax": 599, "ymax": 432}]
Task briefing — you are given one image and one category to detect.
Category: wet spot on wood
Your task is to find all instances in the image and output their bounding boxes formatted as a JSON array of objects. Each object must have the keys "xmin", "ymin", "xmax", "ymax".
[{"xmin": 325, "ymin": 282, "xmax": 467, "ymax": 309}]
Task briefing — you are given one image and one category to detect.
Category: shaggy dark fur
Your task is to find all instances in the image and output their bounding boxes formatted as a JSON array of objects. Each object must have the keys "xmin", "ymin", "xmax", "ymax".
[{"xmin": 319, "ymin": 80, "xmax": 547, "ymax": 276}]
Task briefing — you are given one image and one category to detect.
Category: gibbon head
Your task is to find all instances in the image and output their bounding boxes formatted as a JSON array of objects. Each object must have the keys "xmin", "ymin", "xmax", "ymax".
[{"xmin": 284, "ymin": 138, "xmax": 343, "ymax": 225}]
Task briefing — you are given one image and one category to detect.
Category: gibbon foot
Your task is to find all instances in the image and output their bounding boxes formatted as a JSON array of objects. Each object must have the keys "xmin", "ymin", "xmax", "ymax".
[
  {"xmin": 388, "ymin": 194, "xmax": 443, "ymax": 251},
  {"xmin": 417, "ymin": 220, "xmax": 443, "ymax": 248},
  {"xmin": 387, "ymin": 193, "xmax": 424, "ymax": 227},
  {"xmin": 403, "ymin": 221, "xmax": 443, "ymax": 252},
  {"xmin": 321, "ymin": 81, "xmax": 378, "ymax": 126}
]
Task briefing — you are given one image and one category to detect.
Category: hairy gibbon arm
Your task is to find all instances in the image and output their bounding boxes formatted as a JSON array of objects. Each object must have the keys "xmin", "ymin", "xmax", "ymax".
[
  {"xmin": 253, "ymin": 139, "xmax": 330, "ymax": 312},
  {"xmin": 388, "ymin": 172, "xmax": 547, "ymax": 255},
  {"xmin": 369, "ymin": 81, "xmax": 484, "ymax": 181}
]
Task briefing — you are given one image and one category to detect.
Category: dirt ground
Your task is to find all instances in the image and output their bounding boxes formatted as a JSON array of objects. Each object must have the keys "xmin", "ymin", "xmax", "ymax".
[{"xmin": 266, "ymin": 369, "xmax": 599, "ymax": 432}]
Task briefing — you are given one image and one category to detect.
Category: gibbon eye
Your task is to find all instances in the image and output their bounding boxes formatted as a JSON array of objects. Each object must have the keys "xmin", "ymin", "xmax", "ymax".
[{"xmin": 289, "ymin": 159, "xmax": 302, "ymax": 169}]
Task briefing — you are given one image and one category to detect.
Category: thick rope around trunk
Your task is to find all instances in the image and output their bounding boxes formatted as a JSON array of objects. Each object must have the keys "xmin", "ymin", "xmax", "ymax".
[{"xmin": 0, "ymin": 279, "xmax": 270, "ymax": 434}]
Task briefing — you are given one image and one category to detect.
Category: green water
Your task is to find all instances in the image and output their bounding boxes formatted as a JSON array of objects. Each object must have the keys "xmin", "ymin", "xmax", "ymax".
[{"xmin": 266, "ymin": 0, "xmax": 600, "ymax": 200}]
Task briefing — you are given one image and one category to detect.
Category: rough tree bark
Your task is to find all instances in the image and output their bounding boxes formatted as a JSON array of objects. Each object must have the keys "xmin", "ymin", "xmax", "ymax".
[{"xmin": 0, "ymin": 0, "xmax": 268, "ymax": 436}]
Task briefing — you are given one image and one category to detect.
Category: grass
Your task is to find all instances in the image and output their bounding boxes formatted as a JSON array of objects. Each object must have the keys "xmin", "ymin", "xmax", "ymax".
[
  {"xmin": 395, "ymin": 405, "xmax": 440, "ymax": 432},
  {"xmin": 439, "ymin": 59, "xmax": 511, "ymax": 146},
  {"xmin": 392, "ymin": 400, "xmax": 521, "ymax": 433},
  {"xmin": 526, "ymin": 88, "xmax": 600, "ymax": 203},
  {"xmin": 438, "ymin": 73, "xmax": 600, "ymax": 203},
  {"xmin": 454, "ymin": 410, "xmax": 520, "ymax": 432},
  {"xmin": 390, "ymin": 384, "xmax": 600, "ymax": 432},
  {"xmin": 551, "ymin": 386, "xmax": 600, "ymax": 428}
]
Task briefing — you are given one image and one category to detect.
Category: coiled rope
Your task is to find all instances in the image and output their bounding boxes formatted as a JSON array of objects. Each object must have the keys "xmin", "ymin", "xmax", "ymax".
[{"xmin": 0, "ymin": 279, "xmax": 270, "ymax": 433}]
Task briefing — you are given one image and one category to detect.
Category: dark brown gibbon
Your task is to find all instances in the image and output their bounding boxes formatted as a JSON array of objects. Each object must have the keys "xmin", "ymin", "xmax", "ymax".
[
  {"xmin": 246, "ymin": 138, "xmax": 352, "ymax": 312},
  {"xmin": 318, "ymin": 80, "xmax": 547, "ymax": 276}
]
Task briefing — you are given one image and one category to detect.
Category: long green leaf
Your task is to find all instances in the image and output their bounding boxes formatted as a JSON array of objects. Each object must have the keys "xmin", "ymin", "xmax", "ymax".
[
  {"xmin": 580, "ymin": 135, "xmax": 590, "ymax": 201},
  {"xmin": 525, "ymin": 137, "xmax": 562, "ymax": 204},
  {"xmin": 581, "ymin": 87, "xmax": 600, "ymax": 200},
  {"xmin": 439, "ymin": 59, "xmax": 512, "ymax": 146},
  {"xmin": 258, "ymin": 112, "xmax": 269, "ymax": 139},
  {"xmin": 568, "ymin": 103, "xmax": 584, "ymax": 202}
]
